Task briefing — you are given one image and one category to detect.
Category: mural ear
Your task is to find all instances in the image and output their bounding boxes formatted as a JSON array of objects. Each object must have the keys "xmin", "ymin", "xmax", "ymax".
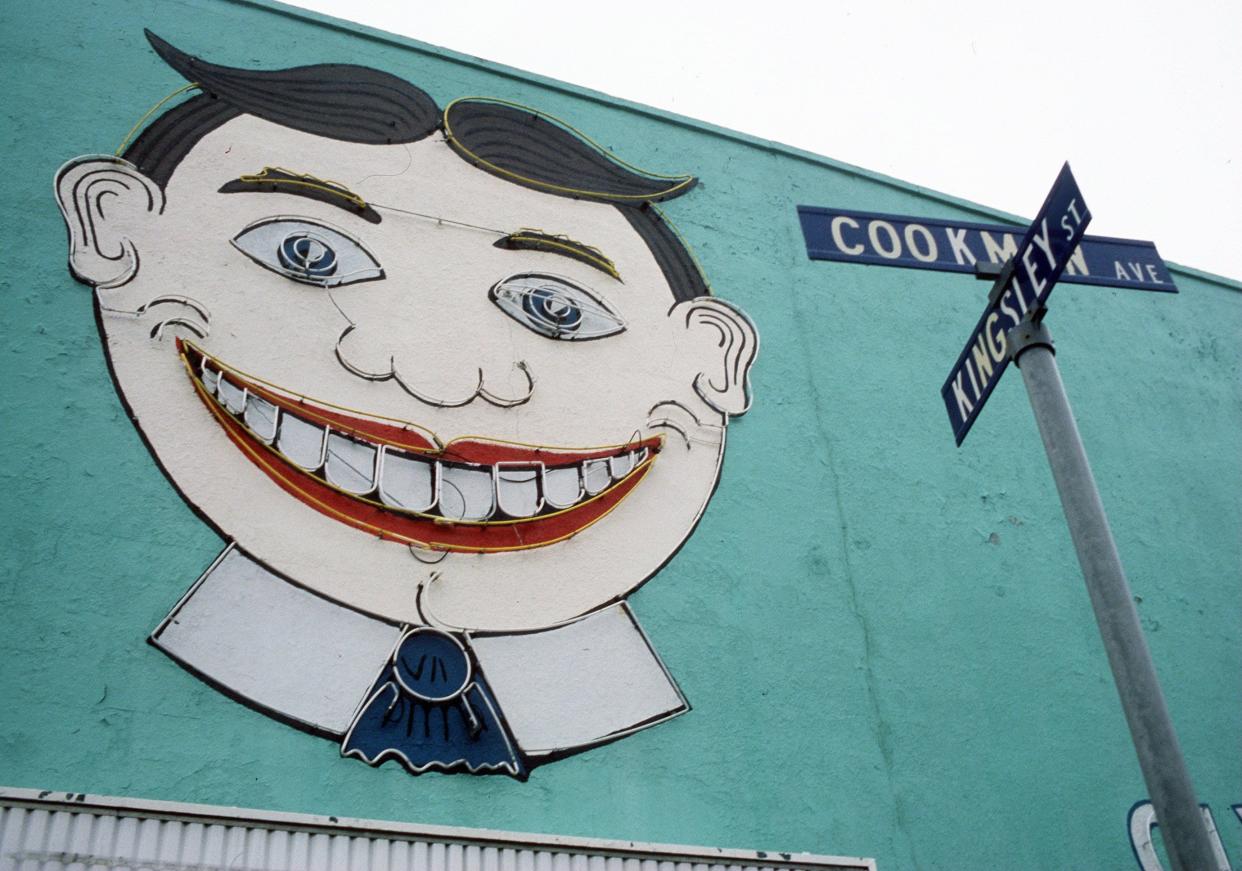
[
  {"xmin": 54, "ymin": 155, "xmax": 164, "ymax": 288},
  {"xmin": 678, "ymin": 297, "xmax": 759, "ymax": 417}
]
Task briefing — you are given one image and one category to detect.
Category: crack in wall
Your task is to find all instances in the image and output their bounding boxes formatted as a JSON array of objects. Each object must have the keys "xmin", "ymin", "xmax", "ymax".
[{"xmin": 784, "ymin": 264, "xmax": 917, "ymax": 867}]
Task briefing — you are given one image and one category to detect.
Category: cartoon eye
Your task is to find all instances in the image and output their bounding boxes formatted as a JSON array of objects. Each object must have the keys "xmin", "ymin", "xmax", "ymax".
[
  {"xmin": 232, "ymin": 218, "xmax": 384, "ymax": 287},
  {"xmin": 490, "ymin": 273, "xmax": 625, "ymax": 340}
]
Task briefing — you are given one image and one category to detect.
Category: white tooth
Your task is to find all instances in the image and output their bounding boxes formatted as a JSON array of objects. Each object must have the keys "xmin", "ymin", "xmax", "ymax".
[
  {"xmin": 325, "ymin": 432, "xmax": 378, "ymax": 494},
  {"xmin": 608, "ymin": 450, "xmax": 636, "ymax": 480},
  {"xmin": 200, "ymin": 362, "xmax": 220, "ymax": 396},
  {"xmin": 379, "ymin": 447, "xmax": 437, "ymax": 511},
  {"xmin": 496, "ymin": 464, "xmax": 543, "ymax": 518},
  {"xmin": 217, "ymin": 377, "xmax": 246, "ymax": 415},
  {"xmin": 542, "ymin": 465, "xmax": 583, "ymax": 509},
  {"xmin": 582, "ymin": 459, "xmax": 611, "ymax": 496},
  {"xmin": 276, "ymin": 413, "xmax": 327, "ymax": 470},
  {"xmin": 243, "ymin": 393, "xmax": 279, "ymax": 443},
  {"xmin": 438, "ymin": 463, "xmax": 496, "ymax": 521}
]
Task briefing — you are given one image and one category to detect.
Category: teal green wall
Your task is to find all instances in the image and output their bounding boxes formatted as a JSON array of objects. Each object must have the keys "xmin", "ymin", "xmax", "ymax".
[{"xmin": 1, "ymin": 2, "xmax": 1238, "ymax": 869}]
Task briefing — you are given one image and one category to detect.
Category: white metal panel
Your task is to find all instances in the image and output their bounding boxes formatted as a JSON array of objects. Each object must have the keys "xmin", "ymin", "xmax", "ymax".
[
  {"xmin": 151, "ymin": 546, "xmax": 403, "ymax": 735},
  {"xmin": 470, "ymin": 603, "xmax": 686, "ymax": 754},
  {"xmin": 0, "ymin": 789, "xmax": 875, "ymax": 871}
]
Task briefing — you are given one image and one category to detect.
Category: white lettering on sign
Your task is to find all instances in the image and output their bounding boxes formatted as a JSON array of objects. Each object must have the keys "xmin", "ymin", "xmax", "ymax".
[
  {"xmin": 1021, "ymin": 219, "xmax": 1051, "ymax": 297},
  {"xmin": 1128, "ymin": 801, "xmax": 1236, "ymax": 871},
  {"xmin": 984, "ymin": 312, "xmax": 1006, "ymax": 363},
  {"xmin": 904, "ymin": 224, "xmax": 938, "ymax": 262},
  {"xmin": 971, "ymin": 330, "xmax": 995, "ymax": 388},
  {"xmin": 868, "ymin": 221, "xmax": 901, "ymax": 259},
  {"xmin": 999, "ymin": 289, "xmax": 1021, "ymax": 324},
  {"xmin": 964, "ymin": 351, "xmax": 980, "ymax": 399},
  {"xmin": 1061, "ymin": 197, "xmax": 1086, "ymax": 236},
  {"xmin": 1009, "ymin": 281, "xmax": 1030, "ymax": 317},
  {"xmin": 945, "ymin": 227, "xmax": 978, "ymax": 266},
  {"xmin": 799, "ymin": 205, "xmax": 1173, "ymax": 295},
  {"xmin": 951, "ymin": 371, "xmax": 973, "ymax": 418},
  {"xmin": 1009, "ymin": 197, "xmax": 1087, "ymax": 311},
  {"xmin": 1112, "ymin": 260, "xmax": 1167, "ymax": 284},
  {"xmin": 830, "ymin": 216, "xmax": 864, "ymax": 255},
  {"xmin": 981, "ymin": 231, "xmax": 1018, "ymax": 264},
  {"xmin": 1029, "ymin": 219, "xmax": 1055, "ymax": 276},
  {"xmin": 942, "ymin": 174, "xmax": 1095, "ymax": 444},
  {"xmin": 1064, "ymin": 245, "xmax": 1089, "ymax": 276}
]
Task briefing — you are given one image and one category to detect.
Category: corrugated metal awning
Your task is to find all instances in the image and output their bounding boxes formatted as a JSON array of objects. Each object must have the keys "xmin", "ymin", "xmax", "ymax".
[{"xmin": 0, "ymin": 788, "xmax": 875, "ymax": 871}]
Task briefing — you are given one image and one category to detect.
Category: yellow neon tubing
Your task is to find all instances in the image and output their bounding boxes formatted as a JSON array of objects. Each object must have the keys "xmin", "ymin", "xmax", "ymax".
[
  {"xmin": 507, "ymin": 232, "xmax": 620, "ymax": 280},
  {"xmin": 116, "ymin": 82, "xmax": 201, "ymax": 156},
  {"xmin": 648, "ymin": 203, "xmax": 714, "ymax": 295},
  {"xmin": 238, "ymin": 166, "xmax": 370, "ymax": 211}
]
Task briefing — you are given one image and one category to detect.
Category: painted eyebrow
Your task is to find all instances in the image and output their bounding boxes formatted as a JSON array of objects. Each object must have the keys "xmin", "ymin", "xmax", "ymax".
[
  {"xmin": 494, "ymin": 230, "xmax": 620, "ymax": 281},
  {"xmin": 218, "ymin": 166, "xmax": 381, "ymax": 224}
]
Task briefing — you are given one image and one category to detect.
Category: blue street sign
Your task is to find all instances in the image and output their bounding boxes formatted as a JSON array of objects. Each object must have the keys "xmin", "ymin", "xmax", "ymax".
[
  {"xmin": 941, "ymin": 163, "xmax": 1093, "ymax": 445},
  {"xmin": 797, "ymin": 207, "xmax": 1174, "ymax": 293}
]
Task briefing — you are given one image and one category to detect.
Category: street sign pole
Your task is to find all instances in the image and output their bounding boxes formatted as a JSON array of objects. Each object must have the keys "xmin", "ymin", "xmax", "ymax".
[
  {"xmin": 935, "ymin": 162, "xmax": 1214, "ymax": 871},
  {"xmin": 1005, "ymin": 314, "xmax": 1217, "ymax": 871}
]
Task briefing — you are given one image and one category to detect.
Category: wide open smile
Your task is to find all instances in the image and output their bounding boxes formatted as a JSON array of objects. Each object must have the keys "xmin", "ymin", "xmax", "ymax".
[{"xmin": 177, "ymin": 340, "xmax": 660, "ymax": 553}]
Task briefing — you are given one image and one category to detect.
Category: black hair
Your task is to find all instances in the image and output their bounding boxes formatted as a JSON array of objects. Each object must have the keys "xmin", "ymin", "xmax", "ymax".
[{"xmin": 125, "ymin": 31, "xmax": 708, "ymax": 301}]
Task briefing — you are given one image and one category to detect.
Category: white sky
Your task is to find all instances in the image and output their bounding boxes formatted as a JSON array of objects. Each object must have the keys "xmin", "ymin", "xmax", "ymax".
[{"xmin": 288, "ymin": 0, "xmax": 1241, "ymax": 282}]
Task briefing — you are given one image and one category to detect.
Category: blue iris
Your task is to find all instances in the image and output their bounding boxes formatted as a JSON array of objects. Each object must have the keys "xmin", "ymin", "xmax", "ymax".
[
  {"xmin": 278, "ymin": 232, "xmax": 338, "ymax": 278},
  {"xmin": 522, "ymin": 285, "xmax": 582, "ymax": 334}
]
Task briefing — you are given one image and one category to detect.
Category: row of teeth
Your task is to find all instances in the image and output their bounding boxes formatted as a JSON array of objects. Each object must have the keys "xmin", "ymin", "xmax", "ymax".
[{"xmin": 199, "ymin": 362, "xmax": 648, "ymax": 522}]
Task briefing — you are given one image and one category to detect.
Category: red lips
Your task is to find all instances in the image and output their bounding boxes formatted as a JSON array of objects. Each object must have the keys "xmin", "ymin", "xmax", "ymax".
[{"xmin": 177, "ymin": 339, "xmax": 660, "ymax": 553}]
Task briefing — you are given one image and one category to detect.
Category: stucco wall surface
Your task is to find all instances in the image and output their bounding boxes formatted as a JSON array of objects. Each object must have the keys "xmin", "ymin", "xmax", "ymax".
[{"xmin": 1, "ymin": 2, "xmax": 1238, "ymax": 869}]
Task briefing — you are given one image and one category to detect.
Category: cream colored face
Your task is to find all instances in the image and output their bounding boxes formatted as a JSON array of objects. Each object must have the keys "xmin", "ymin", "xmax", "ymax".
[{"xmin": 57, "ymin": 117, "xmax": 756, "ymax": 632}]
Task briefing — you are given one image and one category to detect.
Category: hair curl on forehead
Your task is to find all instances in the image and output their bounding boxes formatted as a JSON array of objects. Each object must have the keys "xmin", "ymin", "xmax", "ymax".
[{"xmin": 124, "ymin": 31, "xmax": 709, "ymax": 301}]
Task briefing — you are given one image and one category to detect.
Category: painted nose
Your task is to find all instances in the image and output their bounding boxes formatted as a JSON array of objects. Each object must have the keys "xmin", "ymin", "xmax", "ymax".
[{"xmin": 334, "ymin": 322, "xmax": 534, "ymax": 408}]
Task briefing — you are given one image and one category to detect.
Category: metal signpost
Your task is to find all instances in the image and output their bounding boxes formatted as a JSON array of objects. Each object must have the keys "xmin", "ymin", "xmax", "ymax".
[
  {"xmin": 796, "ymin": 164, "xmax": 1212, "ymax": 868},
  {"xmin": 938, "ymin": 163, "xmax": 1215, "ymax": 871}
]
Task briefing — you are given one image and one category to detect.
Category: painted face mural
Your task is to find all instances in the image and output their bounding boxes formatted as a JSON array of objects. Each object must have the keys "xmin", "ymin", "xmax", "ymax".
[{"xmin": 54, "ymin": 32, "xmax": 757, "ymax": 777}]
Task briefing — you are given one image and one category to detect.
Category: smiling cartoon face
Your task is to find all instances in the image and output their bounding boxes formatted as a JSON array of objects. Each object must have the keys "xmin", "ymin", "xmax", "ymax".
[{"xmin": 56, "ymin": 111, "xmax": 757, "ymax": 632}]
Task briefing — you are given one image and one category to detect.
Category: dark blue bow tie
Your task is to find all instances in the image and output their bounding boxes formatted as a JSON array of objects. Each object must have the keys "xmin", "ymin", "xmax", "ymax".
[{"xmin": 341, "ymin": 627, "xmax": 525, "ymax": 777}]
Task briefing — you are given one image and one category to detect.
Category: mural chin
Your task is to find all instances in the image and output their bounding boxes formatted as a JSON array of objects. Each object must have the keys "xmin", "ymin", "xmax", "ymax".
[{"xmin": 55, "ymin": 31, "xmax": 757, "ymax": 774}]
